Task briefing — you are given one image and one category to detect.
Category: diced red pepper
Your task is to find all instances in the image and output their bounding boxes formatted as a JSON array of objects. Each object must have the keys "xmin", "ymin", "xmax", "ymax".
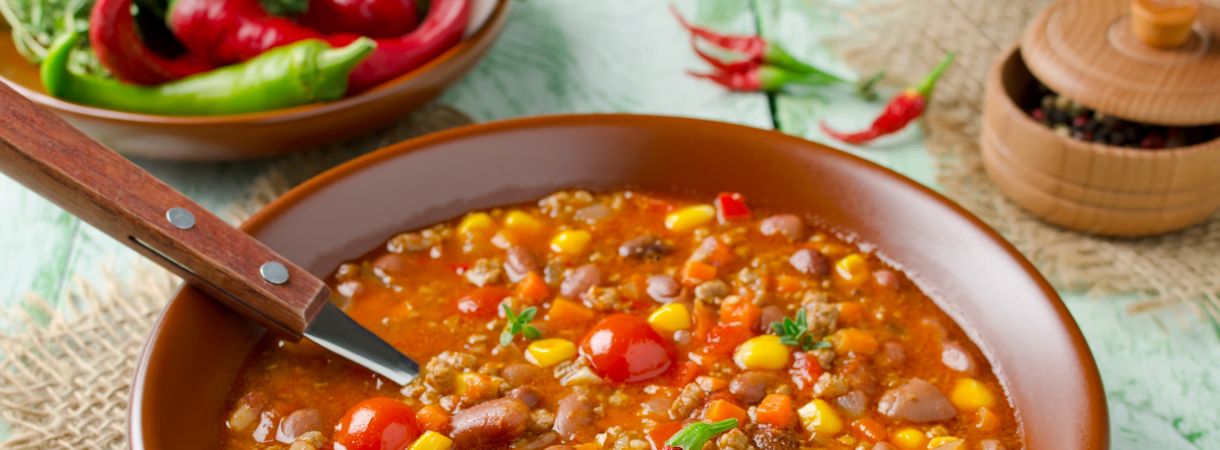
[
  {"xmin": 703, "ymin": 324, "xmax": 753, "ymax": 357},
  {"xmin": 789, "ymin": 351, "xmax": 823, "ymax": 394},
  {"xmin": 669, "ymin": 360, "xmax": 702, "ymax": 387},
  {"xmin": 715, "ymin": 192, "xmax": 751, "ymax": 222}
]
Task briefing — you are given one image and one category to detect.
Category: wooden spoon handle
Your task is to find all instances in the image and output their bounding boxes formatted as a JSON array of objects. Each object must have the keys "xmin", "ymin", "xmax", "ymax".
[{"xmin": 0, "ymin": 82, "xmax": 327, "ymax": 338}]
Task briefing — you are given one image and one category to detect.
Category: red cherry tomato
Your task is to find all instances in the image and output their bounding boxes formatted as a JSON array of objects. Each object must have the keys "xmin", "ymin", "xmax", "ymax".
[
  {"xmin": 456, "ymin": 286, "xmax": 510, "ymax": 317},
  {"xmin": 580, "ymin": 314, "xmax": 674, "ymax": 383},
  {"xmin": 334, "ymin": 397, "xmax": 421, "ymax": 450}
]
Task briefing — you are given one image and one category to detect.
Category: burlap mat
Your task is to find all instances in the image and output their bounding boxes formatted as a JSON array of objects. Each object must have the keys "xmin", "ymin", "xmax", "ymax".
[
  {"xmin": 835, "ymin": 0, "xmax": 1220, "ymax": 320},
  {"xmin": 0, "ymin": 105, "xmax": 473, "ymax": 449}
]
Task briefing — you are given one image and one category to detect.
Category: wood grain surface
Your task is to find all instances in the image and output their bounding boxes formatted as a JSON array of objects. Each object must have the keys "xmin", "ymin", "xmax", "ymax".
[{"xmin": 0, "ymin": 0, "xmax": 1215, "ymax": 448}]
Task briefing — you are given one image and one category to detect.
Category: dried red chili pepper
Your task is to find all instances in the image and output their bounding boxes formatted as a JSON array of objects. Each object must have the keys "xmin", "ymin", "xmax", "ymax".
[
  {"xmin": 89, "ymin": 0, "xmax": 213, "ymax": 85},
  {"xmin": 670, "ymin": 5, "xmax": 838, "ymax": 80},
  {"xmin": 687, "ymin": 65, "xmax": 837, "ymax": 93},
  {"xmin": 299, "ymin": 0, "xmax": 420, "ymax": 38},
  {"xmin": 819, "ymin": 52, "xmax": 954, "ymax": 145}
]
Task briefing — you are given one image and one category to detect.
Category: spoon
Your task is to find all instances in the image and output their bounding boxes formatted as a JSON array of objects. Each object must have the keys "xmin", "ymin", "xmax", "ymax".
[{"xmin": 0, "ymin": 82, "xmax": 419, "ymax": 385}]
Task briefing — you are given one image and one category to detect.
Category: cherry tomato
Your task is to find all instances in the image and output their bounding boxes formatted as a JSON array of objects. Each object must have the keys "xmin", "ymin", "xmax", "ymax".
[
  {"xmin": 456, "ymin": 286, "xmax": 510, "ymax": 317},
  {"xmin": 334, "ymin": 397, "xmax": 420, "ymax": 450},
  {"xmin": 580, "ymin": 314, "xmax": 674, "ymax": 383}
]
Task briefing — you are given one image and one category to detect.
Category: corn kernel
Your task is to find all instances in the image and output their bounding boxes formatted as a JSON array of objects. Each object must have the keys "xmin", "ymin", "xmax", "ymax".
[
  {"xmin": 927, "ymin": 436, "xmax": 962, "ymax": 448},
  {"xmin": 526, "ymin": 338, "xmax": 577, "ymax": 367},
  {"xmin": 664, "ymin": 204, "xmax": 716, "ymax": 232},
  {"xmin": 950, "ymin": 378, "xmax": 996, "ymax": 411},
  {"xmin": 648, "ymin": 303, "xmax": 691, "ymax": 333},
  {"xmin": 504, "ymin": 210, "xmax": 544, "ymax": 236},
  {"xmin": 408, "ymin": 431, "xmax": 453, "ymax": 450},
  {"xmin": 733, "ymin": 335, "xmax": 791, "ymax": 370},
  {"xmin": 835, "ymin": 253, "xmax": 870, "ymax": 286},
  {"xmin": 891, "ymin": 428, "xmax": 927, "ymax": 450},
  {"xmin": 457, "ymin": 212, "xmax": 494, "ymax": 237},
  {"xmin": 549, "ymin": 230, "xmax": 592, "ymax": 255},
  {"xmin": 797, "ymin": 399, "xmax": 843, "ymax": 436}
]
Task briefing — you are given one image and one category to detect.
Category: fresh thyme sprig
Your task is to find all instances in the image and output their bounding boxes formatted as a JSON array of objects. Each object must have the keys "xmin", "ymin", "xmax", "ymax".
[{"xmin": 500, "ymin": 304, "xmax": 541, "ymax": 346}]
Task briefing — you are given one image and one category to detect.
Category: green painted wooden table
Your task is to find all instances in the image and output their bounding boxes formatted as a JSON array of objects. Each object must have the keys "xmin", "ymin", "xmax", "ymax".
[{"xmin": 0, "ymin": 1, "xmax": 1215, "ymax": 448}]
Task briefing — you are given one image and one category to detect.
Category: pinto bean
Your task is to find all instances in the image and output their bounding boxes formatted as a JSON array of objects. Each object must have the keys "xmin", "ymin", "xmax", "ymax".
[
  {"xmin": 560, "ymin": 264, "xmax": 601, "ymax": 298},
  {"xmin": 276, "ymin": 409, "xmax": 322, "ymax": 443},
  {"xmin": 553, "ymin": 392, "xmax": 597, "ymax": 439},
  {"xmin": 788, "ymin": 249, "xmax": 830, "ymax": 276},
  {"xmin": 646, "ymin": 274, "xmax": 683, "ymax": 303},
  {"xmin": 505, "ymin": 246, "xmax": 541, "ymax": 282},
  {"xmin": 759, "ymin": 214, "xmax": 804, "ymax": 241},
  {"xmin": 507, "ymin": 386, "xmax": 543, "ymax": 408},
  {"xmin": 940, "ymin": 341, "xmax": 977, "ymax": 374},
  {"xmin": 877, "ymin": 378, "xmax": 956, "ymax": 423},
  {"xmin": 873, "ymin": 269, "xmax": 901, "ymax": 290},
  {"xmin": 451, "ymin": 398, "xmax": 530, "ymax": 448},
  {"xmin": 500, "ymin": 363, "xmax": 541, "ymax": 387},
  {"xmin": 834, "ymin": 391, "xmax": 869, "ymax": 419},
  {"xmin": 729, "ymin": 371, "xmax": 776, "ymax": 404}
]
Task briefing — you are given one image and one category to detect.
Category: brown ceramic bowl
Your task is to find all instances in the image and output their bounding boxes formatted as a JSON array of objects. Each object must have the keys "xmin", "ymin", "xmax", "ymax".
[
  {"xmin": 130, "ymin": 115, "xmax": 1109, "ymax": 449},
  {"xmin": 0, "ymin": 0, "xmax": 508, "ymax": 161}
]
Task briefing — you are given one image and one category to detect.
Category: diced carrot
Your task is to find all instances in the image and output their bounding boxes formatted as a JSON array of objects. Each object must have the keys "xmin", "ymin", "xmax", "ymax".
[
  {"xmin": 415, "ymin": 405, "xmax": 451, "ymax": 433},
  {"xmin": 545, "ymin": 298, "xmax": 594, "ymax": 327},
  {"xmin": 832, "ymin": 328, "xmax": 879, "ymax": 356},
  {"xmin": 574, "ymin": 444, "xmax": 602, "ymax": 450},
  {"xmin": 670, "ymin": 361, "xmax": 702, "ymax": 387},
  {"xmin": 682, "ymin": 261, "xmax": 718, "ymax": 285},
  {"xmin": 850, "ymin": 418, "xmax": 887, "ymax": 441},
  {"xmin": 836, "ymin": 302, "xmax": 865, "ymax": 326},
  {"xmin": 756, "ymin": 394, "xmax": 795, "ymax": 428},
  {"xmin": 648, "ymin": 422, "xmax": 684, "ymax": 450},
  {"xmin": 515, "ymin": 272, "xmax": 550, "ymax": 304},
  {"xmin": 719, "ymin": 296, "xmax": 761, "ymax": 329},
  {"xmin": 703, "ymin": 399, "xmax": 747, "ymax": 424},
  {"xmin": 705, "ymin": 241, "xmax": 737, "ymax": 267},
  {"xmin": 776, "ymin": 274, "xmax": 802, "ymax": 293}
]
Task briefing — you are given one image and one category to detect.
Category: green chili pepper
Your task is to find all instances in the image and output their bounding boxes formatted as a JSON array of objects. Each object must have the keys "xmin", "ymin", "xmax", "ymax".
[{"xmin": 40, "ymin": 32, "xmax": 375, "ymax": 115}]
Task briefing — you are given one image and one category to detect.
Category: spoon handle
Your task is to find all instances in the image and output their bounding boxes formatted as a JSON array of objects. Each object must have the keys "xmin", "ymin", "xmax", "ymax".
[{"xmin": 0, "ymin": 82, "xmax": 327, "ymax": 339}]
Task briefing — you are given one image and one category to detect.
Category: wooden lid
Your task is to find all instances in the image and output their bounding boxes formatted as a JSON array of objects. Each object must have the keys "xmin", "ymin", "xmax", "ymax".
[{"xmin": 1021, "ymin": 0, "xmax": 1220, "ymax": 125}]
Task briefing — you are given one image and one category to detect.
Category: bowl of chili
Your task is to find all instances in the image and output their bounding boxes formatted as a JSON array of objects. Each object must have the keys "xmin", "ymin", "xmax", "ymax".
[
  {"xmin": 130, "ymin": 115, "xmax": 1108, "ymax": 449},
  {"xmin": 0, "ymin": 0, "xmax": 509, "ymax": 161}
]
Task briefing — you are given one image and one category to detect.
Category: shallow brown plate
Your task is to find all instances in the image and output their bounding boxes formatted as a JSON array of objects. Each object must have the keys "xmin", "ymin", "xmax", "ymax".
[
  {"xmin": 0, "ymin": 0, "xmax": 508, "ymax": 161},
  {"xmin": 130, "ymin": 115, "xmax": 1109, "ymax": 449}
]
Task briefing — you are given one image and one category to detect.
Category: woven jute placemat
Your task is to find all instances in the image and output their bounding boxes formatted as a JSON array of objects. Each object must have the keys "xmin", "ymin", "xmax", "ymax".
[
  {"xmin": 835, "ymin": 0, "xmax": 1220, "ymax": 320},
  {"xmin": 0, "ymin": 105, "xmax": 473, "ymax": 449}
]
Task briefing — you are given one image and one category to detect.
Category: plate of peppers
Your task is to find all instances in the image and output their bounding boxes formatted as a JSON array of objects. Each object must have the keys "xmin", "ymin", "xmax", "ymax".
[{"xmin": 0, "ymin": 0, "xmax": 507, "ymax": 161}]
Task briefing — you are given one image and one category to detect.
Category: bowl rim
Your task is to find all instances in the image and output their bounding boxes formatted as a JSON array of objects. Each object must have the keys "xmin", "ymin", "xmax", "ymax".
[
  {"xmin": 0, "ymin": 0, "xmax": 509, "ymax": 125},
  {"xmin": 993, "ymin": 44, "xmax": 1220, "ymax": 158},
  {"xmin": 130, "ymin": 114, "xmax": 1109, "ymax": 449}
]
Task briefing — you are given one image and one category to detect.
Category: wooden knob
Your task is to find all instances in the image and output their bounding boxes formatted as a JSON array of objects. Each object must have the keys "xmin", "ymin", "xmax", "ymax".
[{"xmin": 1130, "ymin": 0, "xmax": 1200, "ymax": 48}]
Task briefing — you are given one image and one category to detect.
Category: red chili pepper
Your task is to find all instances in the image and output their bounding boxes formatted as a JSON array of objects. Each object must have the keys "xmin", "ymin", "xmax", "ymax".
[
  {"xmin": 168, "ymin": 0, "xmax": 469, "ymax": 93},
  {"xmin": 820, "ymin": 53, "xmax": 955, "ymax": 145},
  {"xmin": 299, "ymin": 0, "xmax": 420, "ymax": 38},
  {"xmin": 89, "ymin": 0, "xmax": 213, "ymax": 84},
  {"xmin": 687, "ymin": 65, "xmax": 837, "ymax": 93},
  {"xmin": 671, "ymin": 5, "xmax": 842, "ymax": 82},
  {"xmin": 715, "ymin": 192, "xmax": 750, "ymax": 222}
]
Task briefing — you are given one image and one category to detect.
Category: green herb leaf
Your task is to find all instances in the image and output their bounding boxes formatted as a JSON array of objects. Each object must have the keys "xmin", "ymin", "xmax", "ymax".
[
  {"xmin": 500, "ymin": 305, "xmax": 541, "ymax": 346},
  {"xmin": 665, "ymin": 419, "xmax": 738, "ymax": 450},
  {"xmin": 770, "ymin": 309, "xmax": 821, "ymax": 351}
]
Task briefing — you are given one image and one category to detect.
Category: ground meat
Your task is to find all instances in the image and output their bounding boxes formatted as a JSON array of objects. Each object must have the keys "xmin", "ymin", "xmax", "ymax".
[
  {"xmin": 424, "ymin": 351, "xmax": 477, "ymax": 393},
  {"xmin": 386, "ymin": 230, "xmax": 439, "ymax": 253},
  {"xmin": 694, "ymin": 280, "xmax": 731, "ymax": 302},
  {"xmin": 729, "ymin": 371, "xmax": 776, "ymax": 404},
  {"xmin": 226, "ymin": 392, "xmax": 266, "ymax": 433},
  {"xmin": 716, "ymin": 428, "xmax": 750, "ymax": 450},
  {"xmin": 757, "ymin": 305, "xmax": 786, "ymax": 334},
  {"xmin": 276, "ymin": 409, "xmax": 322, "ymax": 443},
  {"xmin": 759, "ymin": 214, "xmax": 804, "ymax": 241},
  {"xmin": 504, "ymin": 246, "xmax": 541, "ymax": 282},
  {"xmin": 788, "ymin": 249, "xmax": 830, "ymax": 277},
  {"xmin": 554, "ymin": 391, "xmax": 597, "ymax": 439},
  {"xmin": 288, "ymin": 431, "xmax": 326, "ymax": 450},
  {"xmin": 618, "ymin": 235, "xmax": 674, "ymax": 261},
  {"xmin": 465, "ymin": 258, "xmax": 504, "ymax": 287},
  {"xmin": 586, "ymin": 286, "xmax": 622, "ymax": 311},
  {"xmin": 940, "ymin": 341, "xmax": 977, "ymax": 374},
  {"xmin": 812, "ymin": 373, "xmax": 850, "ymax": 398},
  {"xmin": 553, "ymin": 360, "xmax": 603, "ymax": 386},
  {"xmin": 529, "ymin": 409, "xmax": 556, "ymax": 431},
  {"xmin": 646, "ymin": 274, "xmax": 684, "ymax": 303},
  {"xmin": 834, "ymin": 391, "xmax": 869, "ymax": 419},
  {"xmin": 803, "ymin": 300, "xmax": 839, "ymax": 340},
  {"xmin": 451, "ymin": 398, "xmax": 531, "ymax": 448},
  {"xmin": 560, "ymin": 264, "xmax": 601, "ymax": 298},
  {"xmin": 877, "ymin": 342, "xmax": 906, "ymax": 367},
  {"xmin": 689, "ymin": 236, "xmax": 722, "ymax": 262},
  {"xmin": 669, "ymin": 382, "xmax": 706, "ymax": 420},
  {"xmin": 750, "ymin": 426, "xmax": 800, "ymax": 450},
  {"xmin": 877, "ymin": 378, "xmax": 956, "ymax": 423},
  {"xmin": 812, "ymin": 348, "xmax": 836, "ymax": 369},
  {"xmin": 736, "ymin": 267, "xmax": 770, "ymax": 296},
  {"xmin": 574, "ymin": 204, "xmax": 612, "ymax": 222}
]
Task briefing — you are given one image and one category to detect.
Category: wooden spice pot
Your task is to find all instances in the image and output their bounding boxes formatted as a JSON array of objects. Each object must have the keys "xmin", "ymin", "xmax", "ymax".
[{"xmin": 980, "ymin": 0, "xmax": 1220, "ymax": 237}]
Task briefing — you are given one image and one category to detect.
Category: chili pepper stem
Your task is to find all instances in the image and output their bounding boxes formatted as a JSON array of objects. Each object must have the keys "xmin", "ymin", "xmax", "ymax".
[
  {"xmin": 913, "ymin": 52, "xmax": 955, "ymax": 97},
  {"xmin": 763, "ymin": 44, "xmax": 843, "ymax": 83}
]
